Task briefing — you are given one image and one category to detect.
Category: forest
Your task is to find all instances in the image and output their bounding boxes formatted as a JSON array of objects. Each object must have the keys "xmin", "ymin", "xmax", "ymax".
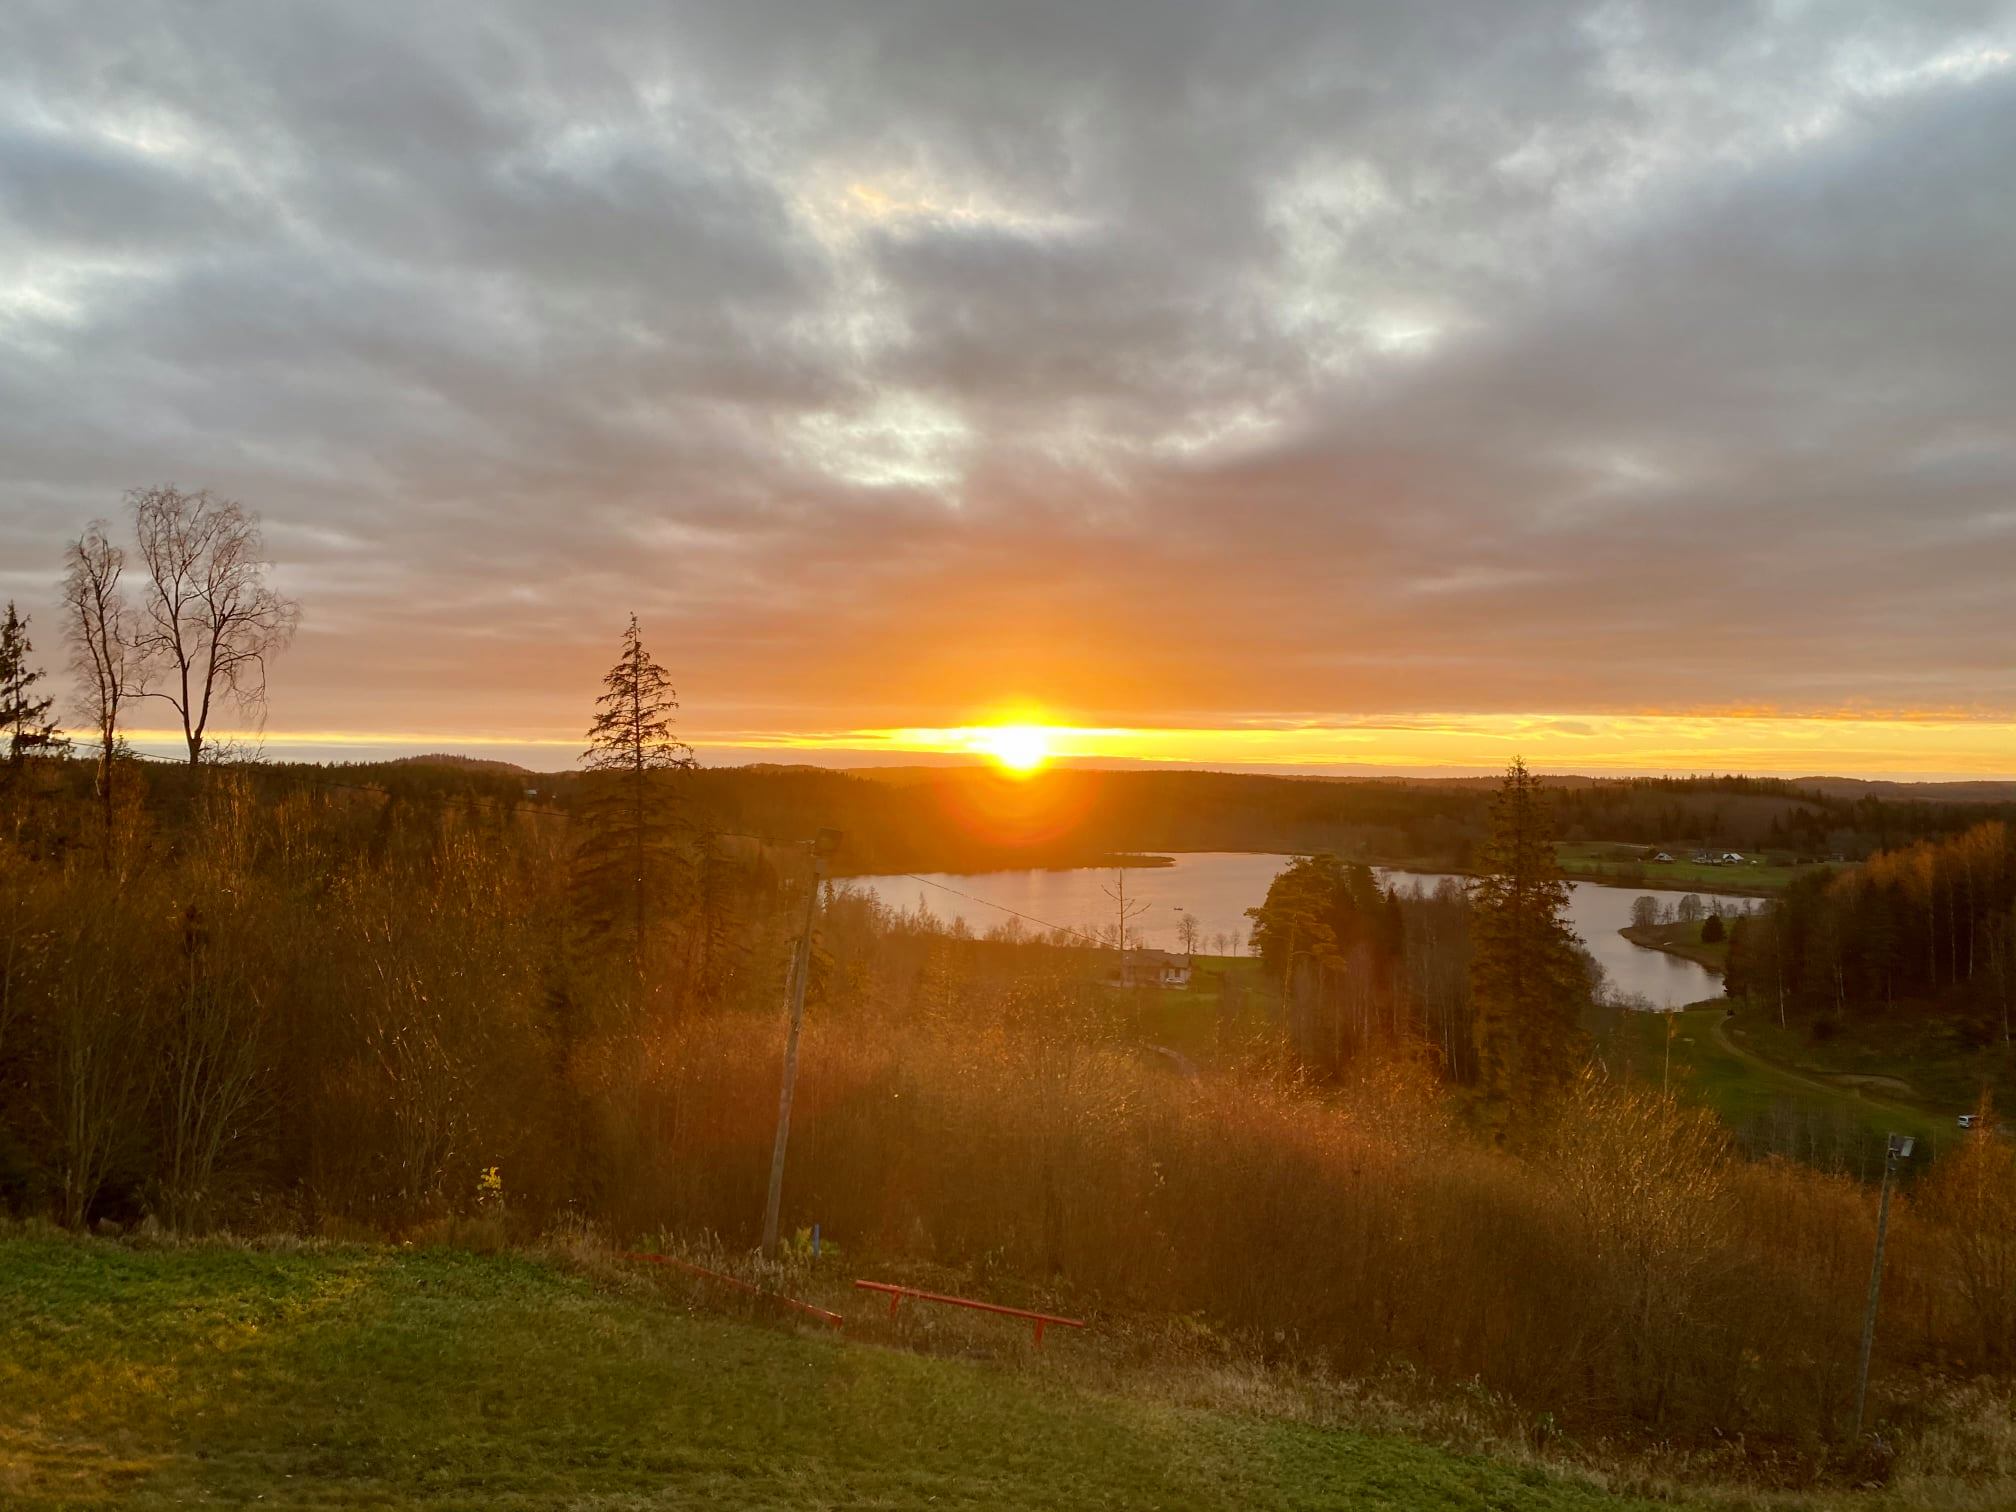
[
  {"xmin": 1728, "ymin": 821, "xmax": 2016, "ymax": 1051},
  {"xmin": 205, "ymin": 757, "xmax": 2016, "ymax": 879},
  {"xmin": 0, "ymin": 500, "xmax": 2012, "ymax": 1489},
  {"xmin": 4, "ymin": 709, "xmax": 2015, "ymax": 1480}
]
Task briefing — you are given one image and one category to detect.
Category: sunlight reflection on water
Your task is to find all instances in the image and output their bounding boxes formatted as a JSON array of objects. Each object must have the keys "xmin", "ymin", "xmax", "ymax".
[{"xmin": 847, "ymin": 852, "xmax": 1746, "ymax": 1009}]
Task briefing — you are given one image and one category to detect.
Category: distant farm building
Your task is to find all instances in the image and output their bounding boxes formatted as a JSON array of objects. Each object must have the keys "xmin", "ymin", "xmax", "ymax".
[{"xmin": 1115, "ymin": 949, "xmax": 1193, "ymax": 989}]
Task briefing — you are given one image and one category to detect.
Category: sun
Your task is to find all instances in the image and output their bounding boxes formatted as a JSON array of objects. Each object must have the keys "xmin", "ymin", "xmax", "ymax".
[{"xmin": 976, "ymin": 724, "xmax": 1051, "ymax": 776}]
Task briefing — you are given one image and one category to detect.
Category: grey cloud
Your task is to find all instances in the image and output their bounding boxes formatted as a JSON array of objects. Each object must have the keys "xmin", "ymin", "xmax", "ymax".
[{"xmin": 1, "ymin": 0, "xmax": 2013, "ymax": 738}]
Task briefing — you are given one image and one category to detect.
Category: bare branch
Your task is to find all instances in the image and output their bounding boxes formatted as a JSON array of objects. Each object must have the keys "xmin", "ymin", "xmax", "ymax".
[{"xmin": 127, "ymin": 486, "xmax": 300, "ymax": 765}]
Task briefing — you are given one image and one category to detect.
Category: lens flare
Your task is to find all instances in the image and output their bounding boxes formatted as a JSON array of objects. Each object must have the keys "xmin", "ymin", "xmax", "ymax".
[{"xmin": 976, "ymin": 724, "xmax": 1051, "ymax": 775}]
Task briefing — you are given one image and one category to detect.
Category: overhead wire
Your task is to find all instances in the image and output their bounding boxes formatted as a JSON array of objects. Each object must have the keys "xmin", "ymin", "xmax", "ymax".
[{"xmin": 875, "ymin": 873, "xmax": 1116, "ymax": 949}]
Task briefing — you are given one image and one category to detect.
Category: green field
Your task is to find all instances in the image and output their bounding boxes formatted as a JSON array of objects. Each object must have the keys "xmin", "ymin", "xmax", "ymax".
[
  {"xmin": 1555, "ymin": 842, "xmax": 1831, "ymax": 895},
  {"xmin": 1109, "ymin": 953, "xmax": 1271, "ymax": 1061},
  {"xmin": 1619, "ymin": 919, "xmax": 1730, "ymax": 972},
  {"xmin": 1732, "ymin": 1008, "xmax": 2016, "ymax": 1115},
  {"xmin": 1614, "ymin": 1005, "xmax": 1947, "ymax": 1169},
  {"xmin": 0, "ymin": 1235, "xmax": 1685, "ymax": 1510}
]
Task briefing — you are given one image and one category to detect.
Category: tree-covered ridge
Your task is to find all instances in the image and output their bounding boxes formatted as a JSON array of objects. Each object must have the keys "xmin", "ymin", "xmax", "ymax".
[{"xmin": 1729, "ymin": 820, "xmax": 2016, "ymax": 1043}]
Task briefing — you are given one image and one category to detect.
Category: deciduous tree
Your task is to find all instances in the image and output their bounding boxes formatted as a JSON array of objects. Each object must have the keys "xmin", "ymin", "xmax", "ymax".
[
  {"xmin": 129, "ymin": 486, "xmax": 299, "ymax": 765},
  {"xmin": 62, "ymin": 524, "xmax": 136, "ymax": 846}
]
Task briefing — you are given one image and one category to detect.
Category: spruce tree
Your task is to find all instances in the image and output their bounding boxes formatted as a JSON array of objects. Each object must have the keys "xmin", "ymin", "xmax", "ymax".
[
  {"xmin": 576, "ymin": 615, "xmax": 695, "ymax": 979},
  {"xmin": 1468, "ymin": 758, "xmax": 1586, "ymax": 1138},
  {"xmin": 0, "ymin": 602, "xmax": 65, "ymax": 770}
]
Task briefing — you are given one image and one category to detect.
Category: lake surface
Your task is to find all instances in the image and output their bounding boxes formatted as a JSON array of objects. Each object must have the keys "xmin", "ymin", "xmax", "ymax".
[{"xmin": 844, "ymin": 852, "xmax": 1754, "ymax": 1009}]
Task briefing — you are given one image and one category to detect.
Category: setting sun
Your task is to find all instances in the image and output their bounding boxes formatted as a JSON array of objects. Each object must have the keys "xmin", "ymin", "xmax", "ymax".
[{"xmin": 976, "ymin": 724, "xmax": 1052, "ymax": 775}]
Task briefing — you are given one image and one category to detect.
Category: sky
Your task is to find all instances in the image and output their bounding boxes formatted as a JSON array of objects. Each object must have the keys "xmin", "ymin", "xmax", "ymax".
[{"xmin": 3, "ymin": 1, "xmax": 2015, "ymax": 777}]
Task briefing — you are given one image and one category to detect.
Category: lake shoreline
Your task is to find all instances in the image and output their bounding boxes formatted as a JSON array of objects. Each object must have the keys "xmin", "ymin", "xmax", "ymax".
[
  {"xmin": 1618, "ymin": 923, "xmax": 1728, "ymax": 975},
  {"xmin": 843, "ymin": 850, "xmax": 1777, "ymax": 899},
  {"xmin": 850, "ymin": 852, "xmax": 1731, "ymax": 1010}
]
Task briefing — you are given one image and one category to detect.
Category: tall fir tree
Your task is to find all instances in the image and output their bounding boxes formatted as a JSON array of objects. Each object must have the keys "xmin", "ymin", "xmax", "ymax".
[
  {"xmin": 0, "ymin": 602, "xmax": 65, "ymax": 771},
  {"xmin": 1467, "ymin": 758, "xmax": 1587, "ymax": 1139},
  {"xmin": 576, "ymin": 615, "xmax": 695, "ymax": 981}
]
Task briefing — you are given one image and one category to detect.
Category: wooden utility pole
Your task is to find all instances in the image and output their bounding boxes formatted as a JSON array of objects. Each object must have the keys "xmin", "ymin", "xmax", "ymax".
[
  {"xmin": 1854, "ymin": 1132, "xmax": 1913, "ymax": 1435},
  {"xmin": 761, "ymin": 831, "xmax": 837, "ymax": 1254},
  {"xmin": 1102, "ymin": 866, "xmax": 1149, "ymax": 984}
]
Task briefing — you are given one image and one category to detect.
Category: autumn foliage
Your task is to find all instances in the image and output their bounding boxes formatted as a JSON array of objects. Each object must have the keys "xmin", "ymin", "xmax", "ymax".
[{"xmin": 0, "ymin": 757, "xmax": 2011, "ymax": 1472}]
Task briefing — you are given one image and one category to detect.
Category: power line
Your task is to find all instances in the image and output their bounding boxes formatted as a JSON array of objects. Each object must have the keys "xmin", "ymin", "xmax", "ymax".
[{"xmin": 878, "ymin": 871, "xmax": 1113, "ymax": 949}]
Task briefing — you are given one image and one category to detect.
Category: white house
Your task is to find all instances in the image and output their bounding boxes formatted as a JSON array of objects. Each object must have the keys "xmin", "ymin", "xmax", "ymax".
[{"xmin": 1116, "ymin": 949, "xmax": 1193, "ymax": 989}]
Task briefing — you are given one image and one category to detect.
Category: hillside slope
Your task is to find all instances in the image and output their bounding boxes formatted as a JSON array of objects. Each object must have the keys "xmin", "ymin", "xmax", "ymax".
[{"xmin": 0, "ymin": 1236, "xmax": 1679, "ymax": 1511}]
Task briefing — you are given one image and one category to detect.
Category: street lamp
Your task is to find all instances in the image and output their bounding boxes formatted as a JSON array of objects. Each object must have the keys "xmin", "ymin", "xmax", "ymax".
[{"xmin": 1854, "ymin": 1132, "xmax": 1914, "ymax": 1434}]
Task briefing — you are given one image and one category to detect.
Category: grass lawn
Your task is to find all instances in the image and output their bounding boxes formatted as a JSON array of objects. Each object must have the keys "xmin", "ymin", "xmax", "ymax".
[
  {"xmin": 1733, "ymin": 1008, "xmax": 2016, "ymax": 1116},
  {"xmin": 0, "ymin": 1235, "xmax": 1685, "ymax": 1511},
  {"xmin": 1613, "ymin": 1006, "xmax": 1947, "ymax": 1171},
  {"xmin": 1110, "ymin": 954, "xmax": 1270, "ymax": 1061},
  {"xmin": 1555, "ymin": 842, "xmax": 1830, "ymax": 896},
  {"xmin": 1619, "ymin": 920, "xmax": 1730, "ymax": 973}
]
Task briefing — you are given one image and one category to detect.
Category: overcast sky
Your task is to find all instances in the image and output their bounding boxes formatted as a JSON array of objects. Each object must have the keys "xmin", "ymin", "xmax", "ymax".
[{"xmin": 4, "ymin": 2, "xmax": 2014, "ymax": 771}]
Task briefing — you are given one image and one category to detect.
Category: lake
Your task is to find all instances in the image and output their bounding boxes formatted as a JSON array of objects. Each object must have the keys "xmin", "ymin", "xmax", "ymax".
[{"xmin": 844, "ymin": 851, "xmax": 1754, "ymax": 1009}]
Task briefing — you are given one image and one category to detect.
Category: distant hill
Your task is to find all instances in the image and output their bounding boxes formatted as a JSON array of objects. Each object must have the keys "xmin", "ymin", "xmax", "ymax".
[
  {"xmin": 386, "ymin": 753, "xmax": 535, "ymax": 776},
  {"xmin": 1790, "ymin": 776, "xmax": 2016, "ymax": 803}
]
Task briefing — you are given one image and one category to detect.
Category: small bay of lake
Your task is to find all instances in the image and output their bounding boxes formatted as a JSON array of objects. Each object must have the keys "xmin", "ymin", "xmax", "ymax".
[{"xmin": 844, "ymin": 851, "xmax": 1751, "ymax": 1010}]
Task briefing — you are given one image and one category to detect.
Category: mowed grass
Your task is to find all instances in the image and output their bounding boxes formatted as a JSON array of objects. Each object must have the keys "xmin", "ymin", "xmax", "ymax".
[
  {"xmin": 1618, "ymin": 919, "xmax": 1730, "ymax": 973},
  {"xmin": 1112, "ymin": 953, "xmax": 1270, "ymax": 1060},
  {"xmin": 0, "ymin": 1235, "xmax": 1684, "ymax": 1511},
  {"xmin": 1734, "ymin": 1007, "xmax": 2016, "ymax": 1115},
  {"xmin": 1615, "ymin": 1006, "xmax": 1946, "ymax": 1165}
]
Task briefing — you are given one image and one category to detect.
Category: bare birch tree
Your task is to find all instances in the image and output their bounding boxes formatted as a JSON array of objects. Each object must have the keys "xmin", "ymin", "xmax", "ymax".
[
  {"xmin": 129, "ymin": 486, "xmax": 299, "ymax": 765},
  {"xmin": 63, "ymin": 523, "xmax": 137, "ymax": 848}
]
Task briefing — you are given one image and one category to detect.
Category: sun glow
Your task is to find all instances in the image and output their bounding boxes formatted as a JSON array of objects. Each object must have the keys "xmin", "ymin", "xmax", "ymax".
[
  {"xmin": 975, "ymin": 724, "xmax": 1052, "ymax": 775},
  {"xmin": 115, "ymin": 710, "xmax": 2016, "ymax": 781}
]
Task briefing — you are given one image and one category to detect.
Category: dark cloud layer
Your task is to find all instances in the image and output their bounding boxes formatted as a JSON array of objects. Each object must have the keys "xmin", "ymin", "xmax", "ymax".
[{"xmin": 3, "ymin": 0, "xmax": 2013, "ymax": 742}]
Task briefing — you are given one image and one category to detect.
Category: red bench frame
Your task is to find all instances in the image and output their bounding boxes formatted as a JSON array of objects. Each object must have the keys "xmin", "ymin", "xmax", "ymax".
[{"xmin": 854, "ymin": 1279, "xmax": 1085, "ymax": 1346}]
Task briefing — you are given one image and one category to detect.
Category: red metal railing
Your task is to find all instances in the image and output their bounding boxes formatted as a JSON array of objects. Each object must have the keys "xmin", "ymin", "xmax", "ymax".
[
  {"xmin": 854, "ymin": 1279, "xmax": 1086, "ymax": 1346},
  {"xmin": 619, "ymin": 1251, "xmax": 844, "ymax": 1328}
]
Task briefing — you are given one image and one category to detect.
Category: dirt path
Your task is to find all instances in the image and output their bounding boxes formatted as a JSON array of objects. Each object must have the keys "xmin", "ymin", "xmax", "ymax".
[{"xmin": 1707, "ymin": 1012, "xmax": 1931, "ymax": 1119}]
